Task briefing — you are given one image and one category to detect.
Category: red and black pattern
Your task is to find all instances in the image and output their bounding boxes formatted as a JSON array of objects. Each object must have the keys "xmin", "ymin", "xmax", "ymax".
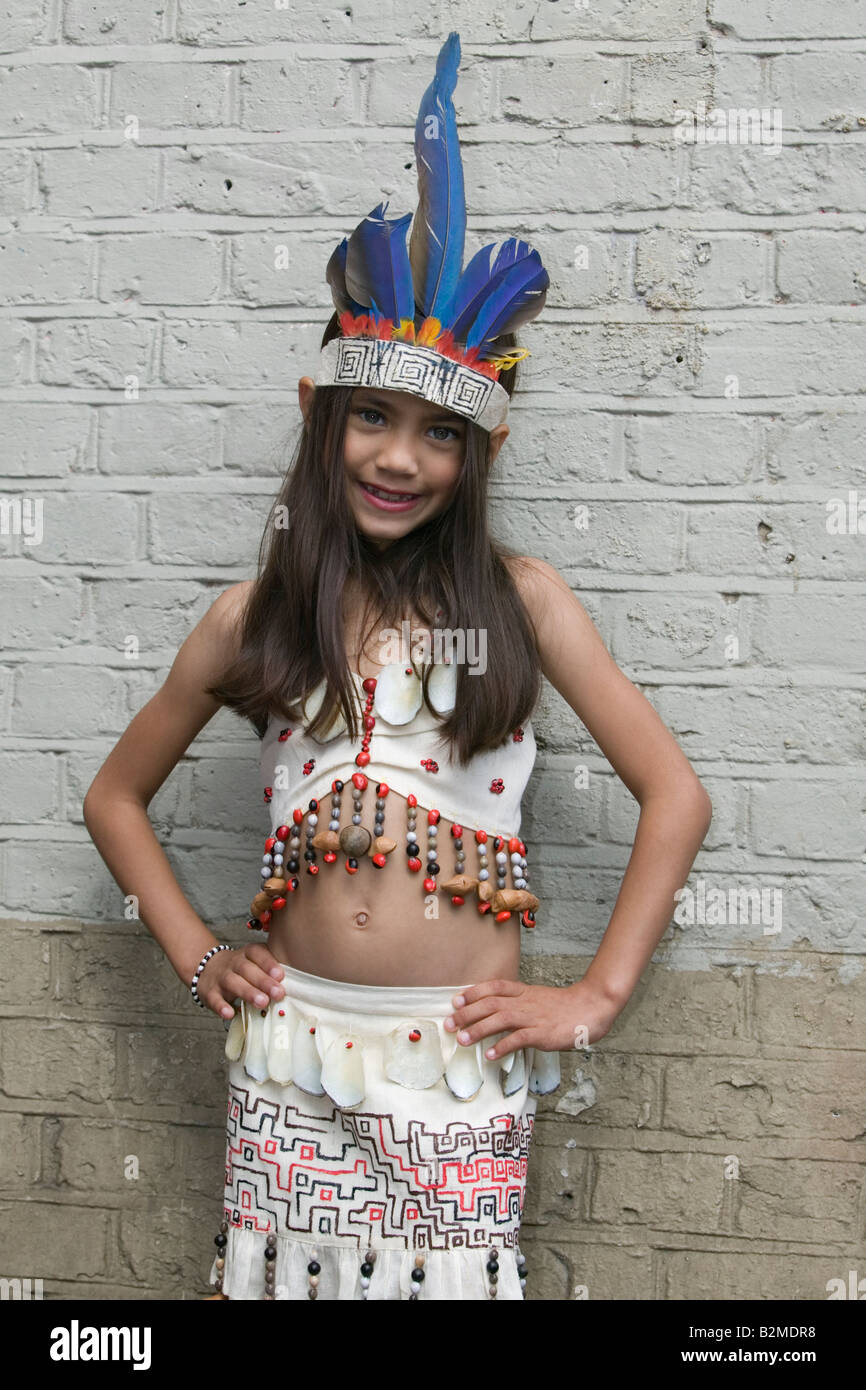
[{"xmin": 223, "ymin": 1081, "xmax": 534, "ymax": 1251}]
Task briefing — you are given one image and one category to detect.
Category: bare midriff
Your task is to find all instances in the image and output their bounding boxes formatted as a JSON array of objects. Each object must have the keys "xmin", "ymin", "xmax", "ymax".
[
  {"xmin": 265, "ymin": 786, "xmax": 522, "ymax": 988},
  {"xmin": 262, "ymin": 600, "xmax": 525, "ymax": 989}
]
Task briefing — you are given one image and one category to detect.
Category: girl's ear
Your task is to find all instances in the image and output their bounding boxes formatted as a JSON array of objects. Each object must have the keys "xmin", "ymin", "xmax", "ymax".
[
  {"xmin": 298, "ymin": 376, "xmax": 316, "ymax": 425},
  {"xmin": 487, "ymin": 423, "xmax": 509, "ymax": 466}
]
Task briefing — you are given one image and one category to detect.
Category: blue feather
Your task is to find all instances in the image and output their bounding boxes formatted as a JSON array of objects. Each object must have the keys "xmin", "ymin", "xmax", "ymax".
[
  {"xmin": 344, "ymin": 201, "xmax": 416, "ymax": 324},
  {"xmin": 409, "ymin": 32, "xmax": 466, "ymax": 322},
  {"xmin": 463, "ymin": 248, "xmax": 550, "ymax": 350},
  {"xmin": 446, "ymin": 238, "xmax": 535, "ymax": 341},
  {"xmin": 325, "ymin": 237, "xmax": 368, "ymax": 318}
]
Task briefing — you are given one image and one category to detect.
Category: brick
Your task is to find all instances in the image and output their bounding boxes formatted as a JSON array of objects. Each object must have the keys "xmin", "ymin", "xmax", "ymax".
[
  {"xmin": 766, "ymin": 412, "xmax": 866, "ymax": 488},
  {"xmin": 0, "ymin": 148, "xmax": 30, "ymax": 215},
  {"xmin": 57, "ymin": 1117, "xmax": 183, "ymax": 1193},
  {"xmin": 0, "ymin": 1112, "xmax": 41, "ymax": 1186},
  {"xmin": 710, "ymin": 0, "xmax": 865, "ymax": 40},
  {"xmin": 109, "ymin": 63, "xmax": 229, "ymax": 130},
  {"xmin": 748, "ymin": 780, "xmax": 865, "ymax": 859},
  {"xmin": 1, "ymin": 1020, "xmax": 117, "ymax": 1104},
  {"xmin": 777, "ymin": 231, "xmax": 866, "ymax": 303},
  {"xmin": 0, "ymin": 63, "xmax": 97, "ymax": 133},
  {"xmin": 176, "ymin": 0, "xmax": 440, "ymax": 44},
  {"xmin": 634, "ymin": 229, "xmax": 766, "ymax": 311},
  {"xmin": 63, "ymin": 2, "xmax": 166, "ymax": 44},
  {"xmin": 99, "ymin": 235, "xmax": 222, "ymax": 306},
  {"xmin": 0, "ymin": 234, "xmax": 92, "ymax": 304},
  {"xmin": 39, "ymin": 147, "xmax": 159, "ymax": 217},
  {"xmin": 239, "ymin": 58, "xmax": 356, "ymax": 129},
  {"xmin": 0, "ymin": 405, "xmax": 92, "ymax": 477},
  {"xmin": 0, "ymin": 1, "xmax": 47, "ymax": 52},
  {"xmin": 664, "ymin": 1057, "xmax": 866, "ymax": 1141},
  {"xmin": 96, "ymin": 404, "xmax": 222, "ymax": 477},
  {"xmin": 0, "ymin": 1201, "xmax": 110, "ymax": 1280},
  {"xmin": 124, "ymin": 1026, "xmax": 226, "ymax": 1113},
  {"xmin": 0, "ymin": 575, "xmax": 84, "ymax": 648},
  {"xmin": 591, "ymin": 1149, "xmax": 725, "ymax": 1230}
]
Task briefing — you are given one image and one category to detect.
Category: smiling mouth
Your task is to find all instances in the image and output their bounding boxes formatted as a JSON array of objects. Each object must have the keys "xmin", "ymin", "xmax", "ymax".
[{"xmin": 361, "ymin": 483, "xmax": 421, "ymax": 502}]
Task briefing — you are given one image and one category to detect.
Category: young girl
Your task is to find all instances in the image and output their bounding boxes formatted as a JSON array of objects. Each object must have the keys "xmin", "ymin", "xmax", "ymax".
[{"xmin": 83, "ymin": 34, "xmax": 711, "ymax": 1301}]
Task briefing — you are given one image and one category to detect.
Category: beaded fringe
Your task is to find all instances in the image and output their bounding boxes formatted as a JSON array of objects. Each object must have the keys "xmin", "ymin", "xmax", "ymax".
[{"xmin": 210, "ymin": 1223, "xmax": 528, "ymax": 1301}]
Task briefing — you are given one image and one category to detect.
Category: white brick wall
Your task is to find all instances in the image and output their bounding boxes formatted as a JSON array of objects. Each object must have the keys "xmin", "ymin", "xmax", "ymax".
[{"xmin": 1, "ymin": 2, "xmax": 863, "ymax": 976}]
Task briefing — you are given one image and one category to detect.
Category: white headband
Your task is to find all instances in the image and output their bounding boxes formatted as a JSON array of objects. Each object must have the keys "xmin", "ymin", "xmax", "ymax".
[{"xmin": 315, "ymin": 337, "xmax": 510, "ymax": 432}]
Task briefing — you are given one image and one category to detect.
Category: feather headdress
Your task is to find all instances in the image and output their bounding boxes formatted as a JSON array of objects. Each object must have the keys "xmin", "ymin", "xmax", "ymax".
[{"xmin": 316, "ymin": 32, "xmax": 549, "ymax": 431}]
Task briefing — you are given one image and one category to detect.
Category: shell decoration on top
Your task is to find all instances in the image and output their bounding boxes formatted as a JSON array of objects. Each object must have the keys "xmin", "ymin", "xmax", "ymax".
[
  {"xmin": 225, "ymin": 998, "xmax": 561, "ymax": 1106},
  {"xmin": 298, "ymin": 659, "xmax": 458, "ymax": 741}
]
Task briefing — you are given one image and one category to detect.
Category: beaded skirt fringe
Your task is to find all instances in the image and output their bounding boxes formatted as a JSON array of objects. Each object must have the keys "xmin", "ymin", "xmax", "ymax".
[
  {"xmin": 209, "ymin": 962, "xmax": 556, "ymax": 1301},
  {"xmin": 211, "ymin": 1226, "xmax": 527, "ymax": 1300}
]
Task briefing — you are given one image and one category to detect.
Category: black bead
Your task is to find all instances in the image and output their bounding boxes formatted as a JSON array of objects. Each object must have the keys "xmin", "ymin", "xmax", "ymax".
[
  {"xmin": 406, "ymin": 843, "xmax": 420, "ymax": 857},
  {"xmin": 304, "ymin": 849, "xmax": 314, "ymax": 861},
  {"xmin": 347, "ymin": 857, "xmax": 358, "ymax": 868},
  {"xmin": 410, "ymin": 1268, "xmax": 425, "ymax": 1283},
  {"xmin": 308, "ymin": 799, "xmax": 319, "ymax": 811},
  {"xmin": 429, "ymin": 862, "xmax": 439, "ymax": 875},
  {"xmin": 360, "ymin": 1261, "xmax": 374, "ymax": 1276},
  {"xmin": 335, "ymin": 780, "xmax": 344, "ymax": 792},
  {"xmin": 214, "ymin": 1233, "xmax": 227, "ymax": 1248},
  {"xmin": 307, "ymin": 1260, "xmax": 321, "ymax": 1275},
  {"xmin": 486, "ymin": 1258, "xmax": 499, "ymax": 1273}
]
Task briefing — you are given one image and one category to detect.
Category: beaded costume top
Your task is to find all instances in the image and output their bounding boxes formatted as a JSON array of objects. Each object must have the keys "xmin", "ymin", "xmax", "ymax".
[
  {"xmin": 261, "ymin": 660, "xmax": 536, "ymax": 838},
  {"xmin": 247, "ymin": 657, "xmax": 541, "ymax": 935}
]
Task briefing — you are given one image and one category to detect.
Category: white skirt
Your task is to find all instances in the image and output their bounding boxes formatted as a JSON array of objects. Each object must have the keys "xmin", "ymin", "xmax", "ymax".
[{"xmin": 207, "ymin": 962, "xmax": 561, "ymax": 1300}]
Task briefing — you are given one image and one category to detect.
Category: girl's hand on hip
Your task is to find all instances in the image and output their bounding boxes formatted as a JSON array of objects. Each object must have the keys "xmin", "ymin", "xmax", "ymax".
[
  {"xmin": 442, "ymin": 978, "xmax": 623, "ymax": 1060},
  {"xmin": 197, "ymin": 945, "xmax": 286, "ymax": 1021}
]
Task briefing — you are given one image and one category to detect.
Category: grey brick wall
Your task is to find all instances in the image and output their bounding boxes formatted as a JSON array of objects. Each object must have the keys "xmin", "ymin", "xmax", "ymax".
[{"xmin": 1, "ymin": 1, "xmax": 864, "ymax": 1300}]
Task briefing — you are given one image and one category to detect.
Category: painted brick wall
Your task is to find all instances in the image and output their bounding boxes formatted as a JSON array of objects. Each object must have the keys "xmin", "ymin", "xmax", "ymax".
[{"xmin": 1, "ymin": 1, "xmax": 864, "ymax": 1300}]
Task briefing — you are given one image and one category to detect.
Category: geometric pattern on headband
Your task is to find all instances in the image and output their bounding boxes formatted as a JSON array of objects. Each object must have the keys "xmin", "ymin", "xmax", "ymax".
[{"xmin": 317, "ymin": 337, "xmax": 510, "ymax": 432}]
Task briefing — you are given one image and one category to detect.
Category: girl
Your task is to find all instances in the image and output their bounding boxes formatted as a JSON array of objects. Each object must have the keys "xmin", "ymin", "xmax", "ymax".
[{"xmin": 83, "ymin": 34, "xmax": 711, "ymax": 1301}]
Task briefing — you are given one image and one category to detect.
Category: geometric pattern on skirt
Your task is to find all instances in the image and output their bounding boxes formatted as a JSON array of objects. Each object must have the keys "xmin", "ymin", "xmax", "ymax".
[{"xmin": 208, "ymin": 961, "xmax": 560, "ymax": 1300}]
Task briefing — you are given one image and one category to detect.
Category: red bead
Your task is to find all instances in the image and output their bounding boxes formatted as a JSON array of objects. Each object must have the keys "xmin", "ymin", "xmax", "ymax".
[
  {"xmin": 271, "ymin": 897, "xmax": 287, "ymax": 910},
  {"xmin": 307, "ymin": 863, "xmax": 319, "ymax": 876},
  {"xmin": 278, "ymin": 727, "xmax": 291, "ymax": 742},
  {"xmin": 451, "ymin": 895, "xmax": 465, "ymax": 906},
  {"xmin": 276, "ymin": 824, "xmax": 290, "ymax": 840},
  {"xmin": 408, "ymin": 858, "xmax": 422, "ymax": 872},
  {"xmin": 324, "ymin": 851, "xmax": 337, "ymax": 864},
  {"xmin": 264, "ymin": 836, "xmax": 276, "ymax": 853},
  {"xmin": 352, "ymin": 772, "xmax": 368, "ymax": 790},
  {"xmin": 372, "ymin": 853, "xmax": 387, "ymax": 868},
  {"xmin": 508, "ymin": 837, "xmax": 521, "ymax": 854},
  {"xmin": 451, "ymin": 824, "xmax": 463, "ymax": 838},
  {"xmin": 427, "ymin": 809, "xmax": 440, "ymax": 825},
  {"xmin": 423, "ymin": 877, "xmax": 437, "ymax": 893},
  {"xmin": 519, "ymin": 841, "xmax": 526, "ymax": 856},
  {"xmin": 495, "ymin": 910, "xmax": 511, "ymax": 922},
  {"xmin": 408, "ymin": 1029, "xmax": 421, "ymax": 1042},
  {"xmin": 260, "ymin": 909, "xmax": 272, "ymax": 924},
  {"xmin": 355, "ymin": 751, "xmax": 370, "ymax": 766},
  {"xmin": 292, "ymin": 809, "xmax": 304, "ymax": 825},
  {"xmin": 407, "ymin": 793, "xmax": 417, "ymax": 807},
  {"xmin": 345, "ymin": 1041, "xmax": 353, "ymax": 1049},
  {"xmin": 521, "ymin": 910, "xmax": 536, "ymax": 929},
  {"xmin": 363, "ymin": 714, "xmax": 375, "ymax": 730},
  {"xmin": 309, "ymin": 1026, "xmax": 316, "ymax": 1034},
  {"xmin": 345, "ymin": 862, "xmax": 358, "ymax": 875},
  {"xmin": 475, "ymin": 829, "xmax": 488, "ymax": 844},
  {"xmin": 362, "ymin": 677, "xmax": 377, "ymax": 694},
  {"xmin": 376, "ymin": 783, "xmax": 389, "ymax": 796},
  {"xmin": 286, "ymin": 877, "xmax": 299, "ymax": 892},
  {"xmin": 477, "ymin": 902, "xmax": 491, "ymax": 915}
]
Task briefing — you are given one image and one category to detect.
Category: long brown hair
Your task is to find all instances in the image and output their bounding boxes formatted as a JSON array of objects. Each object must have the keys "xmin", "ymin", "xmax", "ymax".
[{"xmin": 207, "ymin": 314, "xmax": 542, "ymax": 765}]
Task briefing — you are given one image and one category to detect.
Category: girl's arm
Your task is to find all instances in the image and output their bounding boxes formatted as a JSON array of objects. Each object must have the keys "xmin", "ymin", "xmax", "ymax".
[
  {"xmin": 519, "ymin": 555, "xmax": 713, "ymax": 1005},
  {"xmin": 82, "ymin": 581, "xmax": 286, "ymax": 1014},
  {"xmin": 444, "ymin": 556, "xmax": 712, "ymax": 1059}
]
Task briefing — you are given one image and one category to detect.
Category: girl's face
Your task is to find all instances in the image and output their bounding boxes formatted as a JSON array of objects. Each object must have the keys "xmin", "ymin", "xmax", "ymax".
[{"xmin": 297, "ymin": 377, "xmax": 508, "ymax": 549}]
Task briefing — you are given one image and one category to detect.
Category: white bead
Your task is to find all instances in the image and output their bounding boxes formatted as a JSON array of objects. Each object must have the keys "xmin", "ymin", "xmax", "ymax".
[
  {"xmin": 260, "ymin": 867, "xmax": 271, "ymax": 879},
  {"xmin": 510, "ymin": 852, "xmax": 522, "ymax": 864},
  {"xmin": 478, "ymin": 869, "xmax": 489, "ymax": 880},
  {"xmin": 307, "ymin": 813, "xmax": 318, "ymax": 826},
  {"xmin": 496, "ymin": 851, "xmax": 507, "ymax": 866},
  {"xmin": 360, "ymin": 1275, "xmax": 370, "ymax": 1288}
]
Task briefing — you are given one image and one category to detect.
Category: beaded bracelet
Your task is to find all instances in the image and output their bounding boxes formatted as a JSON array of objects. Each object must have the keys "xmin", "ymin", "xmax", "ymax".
[{"xmin": 190, "ymin": 943, "xmax": 232, "ymax": 1009}]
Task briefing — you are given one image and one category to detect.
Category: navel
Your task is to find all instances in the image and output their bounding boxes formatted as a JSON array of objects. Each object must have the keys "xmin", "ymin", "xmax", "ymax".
[{"xmin": 353, "ymin": 911, "xmax": 369, "ymax": 929}]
